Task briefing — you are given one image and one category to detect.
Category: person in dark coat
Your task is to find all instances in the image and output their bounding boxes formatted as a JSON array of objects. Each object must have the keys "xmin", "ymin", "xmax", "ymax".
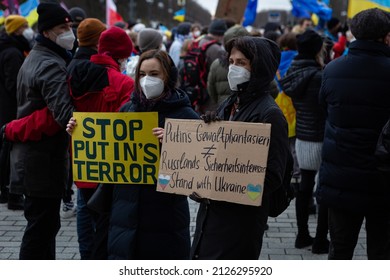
[
  {"xmin": 191, "ymin": 36, "xmax": 290, "ymax": 260},
  {"xmin": 280, "ymin": 29, "xmax": 328, "ymax": 254},
  {"xmin": 67, "ymin": 18, "xmax": 108, "ymax": 260},
  {"xmin": 0, "ymin": 15, "xmax": 31, "ymax": 209},
  {"xmin": 317, "ymin": 8, "xmax": 390, "ymax": 260},
  {"xmin": 107, "ymin": 49, "xmax": 199, "ymax": 259},
  {"xmin": 68, "ymin": 6, "xmax": 86, "ymax": 56},
  {"xmin": 207, "ymin": 25, "xmax": 250, "ymax": 109},
  {"xmin": 4, "ymin": 3, "xmax": 75, "ymax": 260}
]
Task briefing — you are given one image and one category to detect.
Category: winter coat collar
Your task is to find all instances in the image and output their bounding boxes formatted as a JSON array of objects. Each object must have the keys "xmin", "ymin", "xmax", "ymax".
[
  {"xmin": 73, "ymin": 47, "xmax": 97, "ymax": 60},
  {"xmin": 127, "ymin": 88, "xmax": 193, "ymax": 114},
  {"xmin": 349, "ymin": 39, "xmax": 390, "ymax": 57},
  {"xmin": 90, "ymin": 53, "xmax": 120, "ymax": 71},
  {"xmin": 35, "ymin": 34, "xmax": 72, "ymax": 64}
]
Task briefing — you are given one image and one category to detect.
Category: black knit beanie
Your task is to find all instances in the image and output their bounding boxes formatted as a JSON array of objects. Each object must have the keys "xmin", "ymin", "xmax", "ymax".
[
  {"xmin": 208, "ymin": 19, "xmax": 228, "ymax": 36},
  {"xmin": 297, "ymin": 29, "xmax": 323, "ymax": 56},
  {"xmin": 37, "ymin": 3, "xmax": 72, "ymax": 34}
]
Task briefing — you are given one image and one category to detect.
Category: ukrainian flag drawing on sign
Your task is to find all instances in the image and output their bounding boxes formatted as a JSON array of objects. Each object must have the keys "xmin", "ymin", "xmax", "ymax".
[
  {"xmin": 173, "ymin": 8, "xmax": 185, "ymax": 22},
  {"xmin": 348, "ymin": 0, "xmax": 390, "ymax": 18},
  {"xmin": 71, "ymin": 112, "xmax": 160, "ymax": 185}
]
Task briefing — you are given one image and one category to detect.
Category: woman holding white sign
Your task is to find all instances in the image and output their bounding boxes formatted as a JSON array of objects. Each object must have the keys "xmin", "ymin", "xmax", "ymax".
[
  {"xmin": 191, "ymin": 36, "xmax": 290, "ymax": 260},
  {"xmin": 107, "ymin": 49, "xmax": 199, "ymax": 259}
]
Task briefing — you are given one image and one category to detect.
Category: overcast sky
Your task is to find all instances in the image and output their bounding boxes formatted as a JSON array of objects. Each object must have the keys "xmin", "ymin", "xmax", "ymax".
[{"xmin": 195, "ymin": 0, "xmax": 292, "ymax": 15}]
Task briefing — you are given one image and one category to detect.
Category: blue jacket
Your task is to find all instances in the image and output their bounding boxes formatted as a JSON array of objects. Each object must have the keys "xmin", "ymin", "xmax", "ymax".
[{"xmin": 317, "ymin": 40, "xmax": 390, "ymax": 212}]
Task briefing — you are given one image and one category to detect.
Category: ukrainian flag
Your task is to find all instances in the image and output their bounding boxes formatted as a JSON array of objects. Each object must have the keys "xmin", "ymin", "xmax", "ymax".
[
  {"xmin": 0, "ymin": 10, "xmax": 4, "ymax": 26},
  {"xmin": 348, "ymin": 0, "xmax": 390, "ymax": 18},
  {"xmin": 173, "ymin": 8, "xmax": 185, "ymax": 22},
  {"xmin": 20, "ymin": 0, "xmax": 39, "ymax": 27},
  {"xmin": 0, "ymin": 0, "xmax": 39, "ymax": 27}
]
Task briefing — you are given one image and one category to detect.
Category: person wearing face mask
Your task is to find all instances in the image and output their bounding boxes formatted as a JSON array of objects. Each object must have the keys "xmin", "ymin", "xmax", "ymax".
[
  {"xmin": 105, "ymin": 49, "xmax": 199, "ymax": 259},
  {"xmin": 0, "ymin": 15, "xmax": 32, "ymax": 210},
  {"xmin": 206, "ymin": 25, "xmax": 250, "ymax": 110},
  {"xmin": 191, "ymin": 23, "xmax": 202, "ymax": 40},
  {"xmin": 191, "ymin": 36, "xmax": 290, "ymax": 260},
  {"xmin": 0, "ymin": 2, "xmax": 75, "ymax": 260}
]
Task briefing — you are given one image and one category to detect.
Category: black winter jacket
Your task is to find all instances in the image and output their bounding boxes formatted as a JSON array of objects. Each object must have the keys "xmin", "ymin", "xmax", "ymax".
[
  {"xmin": 9, "ymin": 37, "xmax": 73, "ymax": 198},
  {"xmin": 0, "ymin": 33, "xmax": 30, "ymax": 127},
  {"xmin": 280, "ymin": 57, "xmax": 325, "ymax": 142},
  {"xmin": 191, "ymin": 37, "xmax": 289, "ymax": 260},
  {"xmin": 108, "ymin": 89, "xmax": 199, "ymax": 260},
  {"xmin": 317, "ymin": 40, "xmax": 390, "ymax": 212}
]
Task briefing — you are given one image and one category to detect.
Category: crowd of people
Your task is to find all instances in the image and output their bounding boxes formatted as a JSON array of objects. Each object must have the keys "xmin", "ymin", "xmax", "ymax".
[{"xmin": 0, "ymin": 1, "xmax": 389, "ymax": 260}]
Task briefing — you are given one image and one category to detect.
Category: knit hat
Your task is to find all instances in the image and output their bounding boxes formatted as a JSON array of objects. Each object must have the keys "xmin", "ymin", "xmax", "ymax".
[
  {"xmin": 69, "ymin": 7, "xmax": 87, "ymax": 25},
  {"xmin": 37, "ymin": 3, "xmax": 72, "ymax": 34},
  {"xmin": 4, "ymin": 15, "xmax": 27, "ymax": 35},
  {"xmin": 176, "ymin": 22, "xmax": 191, "ymax": 36},
  {"xmin": 98, "ymin": 26, "xmax": 133, "ymax": 59},
  {"xmin": 137, "ymin": 28, "xmax": 163, "ymax": 52},
  {"xmin": 327, "ymin": 17, "xmax": 340, "ymax": 31},
  {"xmin": 223, "ymin": 24, "xmax": 250, "ymax": 47},
  {"xmin": 297, "ymin": 29, "xmax": 323, "ymax": 56},
  {"xmin": 77, "ymin": 18, "xmax": 106, "ymax": 47},
  {"xmin": 208, "ymin": 19, "xmax": 227, "ymax": 36},
  {"xmin": 350, "ymin": 8, "xmax": 390, "ymax": 41}
]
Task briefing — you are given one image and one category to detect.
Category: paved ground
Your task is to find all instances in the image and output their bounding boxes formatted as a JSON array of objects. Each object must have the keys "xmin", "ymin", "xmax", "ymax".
[{"xmin": 0, "ymin": 196, "xmax": 367, "ymax": 260}]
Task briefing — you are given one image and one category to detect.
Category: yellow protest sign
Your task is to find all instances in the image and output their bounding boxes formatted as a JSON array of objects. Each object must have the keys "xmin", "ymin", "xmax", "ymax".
[
  {"xmin": 157, "ymin": 119, "xmax": 271, "ymax": 206},
  {"xmin": 71, "ymin": 112, "xmax": 159, "ymax": 184}
]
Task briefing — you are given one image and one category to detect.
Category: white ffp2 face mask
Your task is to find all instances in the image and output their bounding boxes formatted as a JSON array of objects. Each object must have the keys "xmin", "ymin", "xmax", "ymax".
[
  {"xmin": 53, "ymin": 30, "xmax": 75, "ymax": 50},
  {"xmin": 22, "ymin": 27, "xmax": 34, "ymax": 41},
  {"xmin": 140, "ymin": 76, "xmax": 165, "ymax": 99},
  {"xmin": 227, "ymin": 64, "xmax": 251, "ymax": 91}
]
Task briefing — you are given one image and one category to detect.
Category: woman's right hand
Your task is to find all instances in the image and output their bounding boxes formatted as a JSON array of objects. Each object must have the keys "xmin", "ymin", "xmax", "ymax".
[{"xmin": 66, "ymin": 117, "xmax": 77, "ymax": 135}]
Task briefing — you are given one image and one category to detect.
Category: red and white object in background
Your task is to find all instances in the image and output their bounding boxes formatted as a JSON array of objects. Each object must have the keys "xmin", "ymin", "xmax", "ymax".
[{"xmin": 106, "ymin": 0, "xmax": 123, "ymax": 27}]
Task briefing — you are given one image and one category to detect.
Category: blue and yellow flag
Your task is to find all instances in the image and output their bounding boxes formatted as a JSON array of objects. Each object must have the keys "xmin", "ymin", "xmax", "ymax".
[
  {"xmin": 173, "ymin": 8, "xmax": 185, "ymax": 22},
  {"xmin": 348, "ymin": 0, "xmax": 390, "ymax": 18},
  {"xmin": 0, "ymin": 10, "xmax": 4, "ymax": 26},
  {"xmin": 20, "ymin": 0, "xmax": 39, "ymax": 27},
  {"xmin": 292, "ymin": 0, "xmax": 332, "ymax": 21},
  {"xmin": 0, "ymin": 0, "xmax": 39, "ymax": 27},
  {"xmin": 243, "ymin": 0, "xmax": 258, "ymax": 27}
]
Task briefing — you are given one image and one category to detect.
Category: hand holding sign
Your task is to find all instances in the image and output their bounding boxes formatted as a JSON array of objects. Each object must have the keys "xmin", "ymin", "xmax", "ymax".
[{"xmin": 66, "ymin": 117, "xmax": 77, "ymax": 135}]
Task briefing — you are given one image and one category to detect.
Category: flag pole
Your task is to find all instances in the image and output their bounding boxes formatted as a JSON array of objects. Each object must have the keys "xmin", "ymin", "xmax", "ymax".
[{"xmin": 106, "ymin": 0, "xmax": 109, "ymax": 27}]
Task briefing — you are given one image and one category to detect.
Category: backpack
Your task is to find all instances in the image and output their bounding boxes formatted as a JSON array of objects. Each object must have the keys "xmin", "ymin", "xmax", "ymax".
[
  {"xmin": 268, "ymin": 151, "xmax": 295, "ymax": 218},
  {"xmin": 181, "ymin": 39, "xmax": 217, "ymax": 113}
]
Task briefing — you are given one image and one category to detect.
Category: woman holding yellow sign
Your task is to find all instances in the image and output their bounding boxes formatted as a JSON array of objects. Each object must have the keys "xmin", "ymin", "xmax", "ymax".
[{"xmin": 107, "ymin": 49, "xmax": 199, "ymax": 259}]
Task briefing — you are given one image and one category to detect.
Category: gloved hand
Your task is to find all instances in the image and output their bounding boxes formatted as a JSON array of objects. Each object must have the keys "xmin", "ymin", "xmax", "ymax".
[
  {"xmin": 189, "ymin": 192, "xmax": 210, "ymax": 204},
  {"xmin": 340, "ymin": 23, "xmax": 349, "ymax": 35},
  {"xmin": 200, "ymin": 111, "xmax": 221, "ymax": 123}
]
